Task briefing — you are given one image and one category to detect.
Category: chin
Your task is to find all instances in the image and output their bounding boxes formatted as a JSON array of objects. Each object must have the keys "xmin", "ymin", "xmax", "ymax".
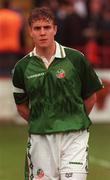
[
  {"xmin": 39, "ymin": 43, "xmax": 49, "ymax": 48},
  {"xmin": 39, "ymin": 45, "xmax": 48, "ymax": 49}
]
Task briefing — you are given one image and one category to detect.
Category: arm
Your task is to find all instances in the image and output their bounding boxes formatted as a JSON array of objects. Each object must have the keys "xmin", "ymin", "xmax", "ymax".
[
  {"xmin": 12, "ymin": 62, "xmax": 30, "ymax": 121},
  {"xmin": 16, "ymin": 102, "xmax": 30, "ymax": 121},
  {"xmin": 84, "ymin": 93, "xmax": 97, "ymax": 115}
]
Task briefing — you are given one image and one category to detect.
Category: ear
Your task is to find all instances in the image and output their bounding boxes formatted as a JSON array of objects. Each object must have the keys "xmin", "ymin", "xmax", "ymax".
[{"xmin": 54, "ymin": 25, "xmax": 57, "ymax": 36}]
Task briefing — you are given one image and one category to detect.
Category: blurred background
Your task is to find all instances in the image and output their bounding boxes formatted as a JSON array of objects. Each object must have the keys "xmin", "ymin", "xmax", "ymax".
[{"xmin": 0, "ymin": 0, "xmax": 110, "ymax": 180}]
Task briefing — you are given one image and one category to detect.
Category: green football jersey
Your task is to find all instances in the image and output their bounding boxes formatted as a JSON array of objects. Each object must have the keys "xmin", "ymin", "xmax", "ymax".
[{"xmin": 12, "ymin": 42, "xmax": 103, "ymax": 134}]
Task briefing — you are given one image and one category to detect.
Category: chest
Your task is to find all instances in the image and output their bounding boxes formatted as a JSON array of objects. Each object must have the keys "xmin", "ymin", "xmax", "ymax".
[{"xmin": 24, "ymin": 57, "xmax": 81, "ymax": 96}]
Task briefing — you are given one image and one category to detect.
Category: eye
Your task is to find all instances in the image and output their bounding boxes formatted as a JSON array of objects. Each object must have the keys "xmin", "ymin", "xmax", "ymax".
[
  {"xmin": 44, "ymin": 26, "xmax": 51, "ymax": 30},
  {"xmin": 33, "ymin": 26, "xmax": 41, "ymax": 31}
]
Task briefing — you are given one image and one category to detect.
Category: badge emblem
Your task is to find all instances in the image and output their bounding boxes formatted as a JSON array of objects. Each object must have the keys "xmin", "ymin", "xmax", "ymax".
[{"xmin": 56, "ymin": 69, "xmax": 65, "ymax": 79}]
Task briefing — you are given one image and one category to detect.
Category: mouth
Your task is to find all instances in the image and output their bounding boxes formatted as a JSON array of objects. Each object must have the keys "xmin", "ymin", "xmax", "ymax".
[{"xmin": 39, "ymin": 39, "xmax": 47, "ymax": 42}]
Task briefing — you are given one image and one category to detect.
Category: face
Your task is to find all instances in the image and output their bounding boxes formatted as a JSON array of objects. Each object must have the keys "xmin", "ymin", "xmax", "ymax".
[{"xmin": 29, "ymin": 19, "xmax": 57, "ymax": 49}]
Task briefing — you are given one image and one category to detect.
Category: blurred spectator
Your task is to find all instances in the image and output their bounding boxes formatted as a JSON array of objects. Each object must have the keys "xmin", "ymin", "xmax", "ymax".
[
  {"xmin": 48, "ymin": 0, "xmax": 59, "ymax": 14},
  {"xmin": 99, "ymin": 7, "xmax": 110, "ymax": 68},
  {"xmin": 84, "ymin": 0, "xmax": 104, "ymax": 67},
  {"xmin": 55, "ymin": 0, "xmax": 74, "ymax": 43},
  {"xmin": 74, "ymin": 0, "xmax": 88, "ymax": 18},
  {"xmin": 100, "ymin": 7, "xmax": 110, "ymax": 45},
  {"xmin": 85, "ymin": 0, "xmax": 103, "ymax": 39},
  {"xmin": 0, "ymin": 0, "xmax": 26, "ymax": 76},
  {"xmin": 58, "ymin": 0, "xmax": 87, "ymax": 51}
]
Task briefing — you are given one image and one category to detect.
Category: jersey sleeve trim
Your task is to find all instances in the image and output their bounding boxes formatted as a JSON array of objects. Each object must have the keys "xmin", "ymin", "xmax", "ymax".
[{"xmin": 13, "ymin": 85, "xmax": 25, "ymax": 93}]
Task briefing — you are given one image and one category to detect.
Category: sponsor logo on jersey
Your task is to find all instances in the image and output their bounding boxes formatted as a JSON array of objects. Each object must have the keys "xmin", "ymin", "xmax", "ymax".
[
  {"xmin": 56, "ymin": 69, "xmax": 65, "ymax": 79},
  {"xmin": 27, "ymin": 72, "xmax": 45, "ymax": 79},
  {"xmin": 36, "ymin": 168, "xmax": 44, "ymax": 179},
  {"xmin": 69, "ymin": 161, "xmax": 83, "ymax": 165}
]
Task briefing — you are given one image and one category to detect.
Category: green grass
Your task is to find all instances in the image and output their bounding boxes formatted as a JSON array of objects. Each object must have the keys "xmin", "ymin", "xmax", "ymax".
[
  {"xmin": 0, "ymin": 124, "xmax": 28, "ymax": 180},
  {"xmin": 0, "ymin": 123, "xmax": 110, "ymax": 180},
  {"xmin": 88, "ymin": 123, "xmax": 110, "ymax": 180}
]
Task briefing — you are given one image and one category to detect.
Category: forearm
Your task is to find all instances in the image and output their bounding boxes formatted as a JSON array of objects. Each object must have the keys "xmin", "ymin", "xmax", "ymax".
[
  {"xmin": 17, "ymin": 103, "xmax": 30, "ymax": 121},
  {"xmin": 84, "ymin": 93, "xmax": 97, "ymax": 115}
]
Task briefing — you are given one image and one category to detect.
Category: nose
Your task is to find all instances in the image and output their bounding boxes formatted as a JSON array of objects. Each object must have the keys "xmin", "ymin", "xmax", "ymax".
[{"xmin": 40, "ymin": 27, "xmax": 45, "ymax": 35}]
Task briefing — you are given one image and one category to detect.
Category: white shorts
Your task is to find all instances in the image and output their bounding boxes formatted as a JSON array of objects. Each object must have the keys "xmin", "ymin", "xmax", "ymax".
[{"xmin": 25, "ymin": 130, "xmax": 89, "ymax": 180}]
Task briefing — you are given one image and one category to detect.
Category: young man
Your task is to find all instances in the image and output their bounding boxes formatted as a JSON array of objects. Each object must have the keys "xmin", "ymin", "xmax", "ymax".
[{"xmin": 12, "ymin": 7, "xmax": 103, "ymax": 180}]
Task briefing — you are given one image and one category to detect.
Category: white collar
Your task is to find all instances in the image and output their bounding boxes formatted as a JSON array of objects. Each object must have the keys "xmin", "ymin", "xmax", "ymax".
[{"xmin": 29, "ymin": 42, "xmax": 66, "ymax": 58}]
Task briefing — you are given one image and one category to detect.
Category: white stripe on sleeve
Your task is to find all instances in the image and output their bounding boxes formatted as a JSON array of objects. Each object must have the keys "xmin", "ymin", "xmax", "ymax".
[{"xmin": 13, "ymin": 86, "xmax": 25, "ymax": 93}]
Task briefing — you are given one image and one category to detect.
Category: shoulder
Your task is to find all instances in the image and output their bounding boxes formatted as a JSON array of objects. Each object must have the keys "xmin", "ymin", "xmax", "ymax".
[
  {"xmin": 63, "ymin": 46, "xmax": 85, "ymax": 63},
  {"xmin": 14, "ymin": 53, "xmax": 31, "ymax": 69},
  {"xmin": 12, "ymin": 53, "xmax": 31, "ymax": 76},
  {"xmin": 62, "ymin": 45, "xmax": 90, "ymax": 72}
]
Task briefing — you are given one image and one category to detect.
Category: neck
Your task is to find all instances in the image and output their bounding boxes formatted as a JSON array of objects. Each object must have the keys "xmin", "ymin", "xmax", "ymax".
[{"xmin": 35, "ymin": 42, "xmax": 56, "ymax": 61}]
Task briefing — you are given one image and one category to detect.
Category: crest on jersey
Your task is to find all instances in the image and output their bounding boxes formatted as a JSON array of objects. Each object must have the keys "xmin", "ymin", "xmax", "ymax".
[
  {"xmin": 56, "ymin": 69, "xmax": 65, "ymax": 79},
  {"xmin": 36, "ymin": 168, "xmax": 44, "ymax": 179}
]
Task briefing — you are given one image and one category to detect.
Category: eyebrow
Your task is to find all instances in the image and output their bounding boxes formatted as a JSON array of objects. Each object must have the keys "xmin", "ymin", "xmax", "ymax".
[{"xmin": 33, "ymin": 24, "xmax": 52, "ymax": 29}]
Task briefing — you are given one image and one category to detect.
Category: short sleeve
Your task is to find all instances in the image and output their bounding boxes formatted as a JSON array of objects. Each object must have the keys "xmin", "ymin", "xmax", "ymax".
[
  {"xmin": 80, "ymin": 56, "xmax": 104, "ymax": 99},
  {"xmin": 12, "ymin": 65, "xmax": 28, "ymax": 104}
]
